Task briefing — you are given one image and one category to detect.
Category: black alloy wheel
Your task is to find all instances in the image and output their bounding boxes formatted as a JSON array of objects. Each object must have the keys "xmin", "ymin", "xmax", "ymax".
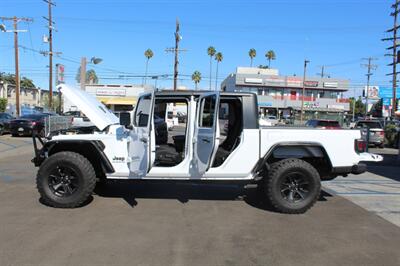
[
  {"xmin": 279, "ymin": 172, "xmax": 310, "ymax": 203},
  {"xmin": 48, "ymin": 166, "xmax": 79, "ymax": 197}
]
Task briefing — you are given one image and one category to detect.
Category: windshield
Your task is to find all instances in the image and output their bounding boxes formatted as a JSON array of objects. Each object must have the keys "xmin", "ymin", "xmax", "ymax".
[
  {"xmin": 356, "ymin": 121, "xmax": 382, "ymax": 129},
  {"xmin": 318, "ymin": 121, "xmax": 340, "ymax": 127}
]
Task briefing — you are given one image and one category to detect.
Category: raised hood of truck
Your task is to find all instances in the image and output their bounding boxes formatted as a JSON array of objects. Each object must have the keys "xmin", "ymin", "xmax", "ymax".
[{"xmin": 59, "ymin": 84, "xmax": 120, "ymax": 131}]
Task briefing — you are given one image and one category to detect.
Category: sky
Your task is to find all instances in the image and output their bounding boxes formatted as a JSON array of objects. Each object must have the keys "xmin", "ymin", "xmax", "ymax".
[{"xmin": 0, "ymin": 0, "xmax": 395, "ymax": 96}]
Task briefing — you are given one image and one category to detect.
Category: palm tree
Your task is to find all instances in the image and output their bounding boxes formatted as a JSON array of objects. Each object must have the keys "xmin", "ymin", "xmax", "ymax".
[
  {"xmin": 214, "ymin": 52, "xmax": 223, "ymax": 91},
  {"xmin": 191, "ymin": 71, "xmax": 202, "ymax": 90},
  {"xmin": 265, "ymin": 50, "xmax": 276, "ymax": 68},
  {"xmin": 207, "ymin": 46, "xmax": 216, "ymax": 90},
  {"xmin": 144, "ymin": 48, "xmax": 154, "ymax": 85},
  {"xmin": 248, "ymin": 48, "xmax": 256, "ymax": 67},
  {"xmin": 86, "ymin": 69, "xmax": 98, "ymax": 84}
]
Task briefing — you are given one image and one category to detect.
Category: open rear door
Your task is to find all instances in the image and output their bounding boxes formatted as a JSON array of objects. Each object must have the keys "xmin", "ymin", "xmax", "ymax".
[
  {"xmin": 192, "ymin": 92, "xmax": 220, "ymax": 176},
  {"xmin": 128, "ymin": 91, "xmax": 155, "ymax": 177}
]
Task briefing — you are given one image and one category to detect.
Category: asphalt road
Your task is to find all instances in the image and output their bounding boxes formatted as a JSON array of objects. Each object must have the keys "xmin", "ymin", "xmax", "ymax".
[{"xmin": 0, "ymin": 136, "xmax": 400, "ymax": 266}]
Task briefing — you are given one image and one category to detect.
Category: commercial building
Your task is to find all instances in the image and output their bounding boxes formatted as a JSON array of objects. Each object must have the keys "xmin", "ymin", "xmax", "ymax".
[
  {"xmin": 63, "ymin": 84, "xmax": 152, "ymax": 113},
  {"xmin": 0, "ymin": 82, "xmax": 57, "ymax": 115},
  {"xmin": 221, "ymin": 67, "xmax": 350, "ymax": 122}
]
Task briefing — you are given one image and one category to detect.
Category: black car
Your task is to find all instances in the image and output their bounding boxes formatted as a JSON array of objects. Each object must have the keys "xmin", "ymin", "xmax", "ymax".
[
  {"xmin": 0, "ymin": 112, "xmax": 14, "ymax": 135},
  {"xmin": 9, "ymin": 113, "xmax": 54, "ymax": 137}
]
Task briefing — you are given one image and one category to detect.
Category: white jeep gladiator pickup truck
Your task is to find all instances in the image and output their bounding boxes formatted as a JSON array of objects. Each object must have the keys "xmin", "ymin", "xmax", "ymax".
[{"xmin": 32, "ymin": 85, "xmax": 382, "ymax": 213}]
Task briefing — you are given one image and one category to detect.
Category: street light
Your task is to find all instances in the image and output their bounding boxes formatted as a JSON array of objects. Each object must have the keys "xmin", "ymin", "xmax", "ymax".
[
  {"xmin": 80, "ymin": 56, "xmax": 102, "ymax": 90},
  {"xmin": 300, "ymin": 59, "xmax": 310, "ymax": 123}
]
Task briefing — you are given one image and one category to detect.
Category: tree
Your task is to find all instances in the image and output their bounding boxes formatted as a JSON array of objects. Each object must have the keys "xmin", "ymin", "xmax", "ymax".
[
  {"xmin": 144, "ymin": 48, "xmax": 154, "ymax": 85},
  {"xmin": 0, "ymin": 73, "xmax": 35, "ymax": 88},
  {"xmin": 191, "ymin": 71, "xmax": 202, "ymax": 90},
  {"xmin": 214, "ymin": 52, "xmax": 223, "ymax": 91},
  {"xmin": 0, "ymin": 98, "xmax": 7, "ymax": 113},
  {"xmin": 258, "ymin": 65, "xmax": 269, "ymax": 69},
  {"xmin": 20, "ymin": 77, "xmax": 35, "ymax": 88},
  {"xmin": 41, "ymin": 93, "xmax": 61, "ymax": 110},
  {"xmin": 248, "ymin": 48, "xmax": 256, "ymax": 67},
  {"xmin": 265, "ymin": 50, "xmax": 276, "ymax": 68},
  {"xmin": 75, "ymin": 67, "xmax": 99, "ymax": 84},
  {"xmin": 207, "ymin": 46, "xmax": 216, "ymax": 90},
  {"xmin": 86, "ymin": 69, "xmax": 99, "ymax": 84},
  {"xmin": 370, "ymin": 99, "xmax": 383, "ymax": 117},
  {"xmin": 349, "ymin": 97, "xmax": 366, "ymax": 117}
]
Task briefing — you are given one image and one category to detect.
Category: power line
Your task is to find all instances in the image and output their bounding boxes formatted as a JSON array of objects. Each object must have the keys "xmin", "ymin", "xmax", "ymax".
[{"xmin": 0, "ymin": 16, "xmax": 33, "ymax": 117}]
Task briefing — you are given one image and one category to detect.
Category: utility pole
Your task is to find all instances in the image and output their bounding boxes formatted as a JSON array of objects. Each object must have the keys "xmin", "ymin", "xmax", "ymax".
[
  {"xmin": 317, "ymin": 65, "xmax": 330, "ymax": 78},
  {"xmin": 165, "ymin": 18, "xmax": 186, "ymax": 90},
  {"xmin": 300, "ymin": 59, "xmax": 310, "ymax": 123},
  {"xmin": 43, "ymin": 0, "xmax": 55, "ymax": 109},
  {"xmin": 0, "ymin": 16, "xmax": 33, "ymax": 117},
  {"xmin": 361, "ymin": 57, "xmax": 378, "ymax": 116},
  {"xmin": 173, "ymin": 19, "xmax": 179, "ymax": 91},
  {"xmin": 80, "ymin": 57, "xmax": 87, "ymax": 90},
  {"xmin": 383, "ymin": 0, "xmax": 400, "ymax": 117}
]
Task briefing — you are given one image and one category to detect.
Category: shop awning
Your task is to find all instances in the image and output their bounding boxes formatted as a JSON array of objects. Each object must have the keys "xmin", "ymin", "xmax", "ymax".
[{"xmin": 96, "ymin": 97, "xmax": 137, "ymax": 106}]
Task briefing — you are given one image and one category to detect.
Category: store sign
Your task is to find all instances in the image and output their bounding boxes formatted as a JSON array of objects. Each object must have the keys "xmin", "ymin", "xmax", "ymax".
[
  {"xmin": 379, "ymin": 87, "xmax": 400, "ymax": 98},
  {"xmin": 244, "ymin": 78, "xmax": 263, "ymax": 84},
  {"xmin": 56, "ymin": 64, "xmax": 65, "ymax": 85},
  {"xmin": 96, "ymin": 88, "xmax": 126, "ymax": 96},
  {"xmin": 365, "ymin": 86, "xmax": 379, "ymax": 100},
  {"xmin": 323, "ymin": 82, "xmax": 338, "ymax": 88},
  {"xmin": 264, "ymin": 76, "xmax": 286, "ymax": 86},
  {"xmin": 327, "ymin": 104, "xmax": 345, "ymax": 110},
  {"xmin": 383, "ymin": 98, "xmax": 392, "ymax": 106},
  {"xmin": 286, "ymin": 77, "xmax": 302, "ymax": 86},
  {"xmin": 304, "ymin": 81, "xmax": 319, "ymax": 87},
  {"xmin": 304, "ymin": 102, "xmax": 320, "ymax": 108}
]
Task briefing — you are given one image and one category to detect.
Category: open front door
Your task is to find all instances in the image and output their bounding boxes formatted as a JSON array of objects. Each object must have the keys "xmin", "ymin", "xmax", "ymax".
[
  {"xmin": 128, "ymin": 92, "xmax": 155, "ymax": 177},
  {"xmin": 192, "ymin": 92, "xmax": 220, "ymax": 176}
]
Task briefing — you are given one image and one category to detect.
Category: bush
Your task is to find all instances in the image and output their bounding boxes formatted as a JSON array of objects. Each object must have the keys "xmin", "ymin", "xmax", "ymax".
[
  {"xmin": 385, "ymin": 124, "xmax": 399, "ymax": 148},
  {"xmin": 0, "ymin": 98, "xmax": 7, "ymax": 113}
]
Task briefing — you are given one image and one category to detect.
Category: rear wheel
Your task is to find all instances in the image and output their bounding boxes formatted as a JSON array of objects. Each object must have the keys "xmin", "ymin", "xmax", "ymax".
[
  {"xmin": 264, "ymin": 158, "xmax": 321, "ymax": 214},
  {"xmin": 36, "ymin": 151, "xmax": 96, "ymax": 208},
  {"xmin": 0, "ymin": 125, "xmax": 3, "ymax": 135}
]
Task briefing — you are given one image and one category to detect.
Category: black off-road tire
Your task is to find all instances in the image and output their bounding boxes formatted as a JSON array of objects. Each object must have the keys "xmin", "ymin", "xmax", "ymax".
[
  {"xmin": 36, "ymin": 151, "xmax": 96, "ymax": 208},
  {"xmin": 264, "ymin": 158, "xmax": 321, "ymax": 214},
  {"xmin": 0, "ymin": 124, "xmax": 3, "ymax": 135}
]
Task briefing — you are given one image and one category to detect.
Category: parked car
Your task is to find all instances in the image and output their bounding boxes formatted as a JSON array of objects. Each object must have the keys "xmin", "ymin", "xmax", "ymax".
[
  {"xmin": 0, "ymin": 112, "xmax": 14, "ymax": 135},
  {"xmin": 305, "ymin": 119, "xmax": 341, "ymax": 129},
  {"xmin": 9, "ymin": 113, "xmax": 56, "ymax": 137},
  {"xmin": 259, "ymin": 118, "xmax": 273, "ymax": 127},
  {"xmin": 353, "ymin": 120, "xmax": 385, "ymax": 148},
  {"xmin": 64, "ymin": 111, "xmax": 94, "ymax": 128}
]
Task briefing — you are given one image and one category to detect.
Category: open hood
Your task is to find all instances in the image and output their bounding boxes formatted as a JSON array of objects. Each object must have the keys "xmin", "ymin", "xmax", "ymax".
[{"xmin": 59, "ymin": 84, "xmax": 119, "ymax": 131}]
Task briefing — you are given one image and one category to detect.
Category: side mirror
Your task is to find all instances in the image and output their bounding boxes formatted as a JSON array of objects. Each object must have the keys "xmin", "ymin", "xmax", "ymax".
[{"xmin": 119, "ymin": 112, "xmax": 131, "ymax": 128}]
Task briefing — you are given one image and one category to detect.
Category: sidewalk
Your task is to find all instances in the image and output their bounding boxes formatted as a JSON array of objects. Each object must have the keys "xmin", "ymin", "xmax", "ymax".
[{"xmin": 324, "ymin": 149, "xmax": 400, "ymax": 227}]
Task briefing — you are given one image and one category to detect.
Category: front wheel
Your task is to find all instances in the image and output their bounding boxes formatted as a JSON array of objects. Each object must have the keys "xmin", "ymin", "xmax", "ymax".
[
  {"xmin": 264, "ymin": 158, "xmax": 321, "ymax": 214},
  {"xmin": 36, "ymin": 151, "xmax": 97, "ymax": 208}
]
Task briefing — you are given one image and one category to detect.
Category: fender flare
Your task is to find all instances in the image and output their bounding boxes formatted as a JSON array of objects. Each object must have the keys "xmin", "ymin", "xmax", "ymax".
[
  {"xmin": 252, "ymin": 142, "xmax": 333, "ymax": 178},
  {"xmin": 33, "ymin": 139, "xmax": 114, "ymax": 173}
]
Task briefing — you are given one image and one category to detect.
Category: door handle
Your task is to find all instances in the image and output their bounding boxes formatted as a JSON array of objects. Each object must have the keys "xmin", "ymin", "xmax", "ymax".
[
  {"xmin": 140, "ymin": 137, "xmax": 148, "ymax": 143},
  {"xmin": 201, "ymin": 138, "xmax": 210, "ymax": 143}
]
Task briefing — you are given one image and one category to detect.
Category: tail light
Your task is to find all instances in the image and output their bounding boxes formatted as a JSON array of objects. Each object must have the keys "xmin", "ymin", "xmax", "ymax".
[
  {"xmin": 355, "ymin": 139, "xmax": 367, "ymax": 153},
  {"xmin": 31, "ymin": 121, "xmax": 37, "ymax": 126},
  {"xmin": 379, "ymin": 131, "xmax": 385, "ymax": 136}
]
